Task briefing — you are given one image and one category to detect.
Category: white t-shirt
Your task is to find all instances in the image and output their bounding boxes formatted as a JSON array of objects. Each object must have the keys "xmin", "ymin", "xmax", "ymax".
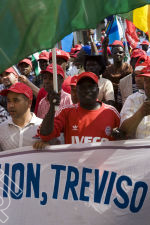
[{"xmin": 98, "ymin": 75, "xmax": 115, "ymax": 101}]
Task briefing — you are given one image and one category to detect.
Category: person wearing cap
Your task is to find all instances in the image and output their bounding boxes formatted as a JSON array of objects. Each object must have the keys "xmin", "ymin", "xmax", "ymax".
[
  {"xmin": 33, "ymin": 71, "xmax": 120, "ymax": 148},
  {"xmin": 140, "ymin": 40, "xmax": 150, "ymax": 56},
  {"xmin": 34, "ymin": 51, "xmax": 50, "ymax": 88},
  {"xmin": 84, "ymin": 54, "xmax": 115, "ymax": 106},
  {"xmin": 0, "ymin": 67, "xmax": 18, "ymax": 110},
  {"xmin": 0, "ymin": 82, "xmax": 42, "ymax": 151},
  {"xmin": 38, "ymin": 51, "xmax": 50, "ymax": 71},
  {"xmin": 18, "ymin": 58, "xmax": 34, "ymax": 82},
  {"xmin": 103, "ymin": 40, "xmax": 133, "ymax": 110},
  {"xmin": 17, "ymin": 58, "xmax": 40, "ymax": 113},
  {"xmin": 17, "ymin": 58, "xmax": 40, "ymax": 96},
  {"xmin": 117, "ymin": 50, "xmax": 148, "ymax": 110},
  {"xmin": 49, "ymin": 49, "xmax": 70, "ymax": 76},
  {"xmin": 119, "ymin": 64, "xmax": 150, "ymax": 139},
  {"xmin": 36, "ymin": 64, "xmax": 72, "ymax": 119},
  {"xmin": 66, "ymin": 48, "xmax": 81, "ymax": 76}
]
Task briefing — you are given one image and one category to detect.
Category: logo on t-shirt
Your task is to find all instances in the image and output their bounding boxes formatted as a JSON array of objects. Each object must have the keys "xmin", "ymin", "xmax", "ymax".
[
  {"xmin": 105, "ymin": 126, "xmax": 111, "ymax": 136},
  {"xmin": 71, "ymin": 136, "xmax": 109, "ymax": 144},
  {"xmin": 72, "ymin": 125, "xmax": 78, "ymax": 131}
]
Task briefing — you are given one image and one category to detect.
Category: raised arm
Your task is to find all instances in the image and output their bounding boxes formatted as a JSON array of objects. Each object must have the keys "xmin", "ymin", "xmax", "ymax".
[
  {"xmin": 18, "ymin": 75, "xmax": 39, "ymax": 97},
  {"xmin": 40, "ymin": 92, "xmax": 60, "ymax": 136}
]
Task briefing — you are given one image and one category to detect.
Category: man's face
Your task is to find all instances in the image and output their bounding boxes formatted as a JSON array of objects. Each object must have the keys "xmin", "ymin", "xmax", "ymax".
[
  {"xmin": 76, "ymin": 78, "xmax": 98, "ymax": 105},
  {"xmin": 39, "ymin": 59, "xmax": 49, "ymax": 70},
  {"xmin": 1, "ymin": 72, "xmax": 18, "ymax": 88},
  {"xmin": 56, "ymin": 58, "xmax": 67, "ymax": 71},
  {"xmin": 42, "ymin": 72, "xmax": 64, "ymax": 94},
  {"xmin": 7, "ymin": 92, "xmax": 31, "ymax": 119},
  {"xmin": 18, "ymin": 62, "xmax": 32, "ymax": 76},
  {"xmin": 71, "ymin": 86, "xmax": 78, "ymax": 104},
  {"xmin": 85, "ymin": 60, "xmax": 102, "ymax": 76},
  {"xmin": 112, "ymin": 46, "xmax": 125, "ymax": 63},
  {"xmin": 144, "ymin": 77, "xmax": 150, "ymax": 99}
]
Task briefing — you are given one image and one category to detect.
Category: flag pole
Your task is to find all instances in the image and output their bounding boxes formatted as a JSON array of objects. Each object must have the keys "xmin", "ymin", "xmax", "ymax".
[
  {"xmin": 105, "ymin": 16, "xmax": 114, "ymax": 36},
  {"xmin": 118, "ymin": 17, "xmax": 130, "ymax": 63},
  {"xmin": 52, "ymin": 47, "xmax": 59, "ymax": 111},
  {"xmin": 52, "ymin": 47, "xmax": 58, "ymax": 93}
]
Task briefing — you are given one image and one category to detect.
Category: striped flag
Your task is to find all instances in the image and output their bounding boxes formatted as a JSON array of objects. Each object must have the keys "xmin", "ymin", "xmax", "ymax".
[{"xmin": 106, "ymin": 16, "xmax": 123, "ymax": 45}]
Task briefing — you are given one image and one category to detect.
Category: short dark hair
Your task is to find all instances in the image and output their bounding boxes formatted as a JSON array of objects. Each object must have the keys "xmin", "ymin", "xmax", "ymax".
[{"xmin": 83, "ymin": 55, "xmax": 106, "ymax": 74}]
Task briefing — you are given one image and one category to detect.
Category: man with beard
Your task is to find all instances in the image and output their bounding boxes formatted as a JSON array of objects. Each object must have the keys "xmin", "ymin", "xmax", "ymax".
[{"xmin": 33, "ymin": 72, "xmax": 120, "ymax": 148}]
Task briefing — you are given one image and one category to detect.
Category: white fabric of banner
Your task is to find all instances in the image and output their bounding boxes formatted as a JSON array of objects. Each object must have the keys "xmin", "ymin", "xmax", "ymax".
[{"xmin": 0, "ymin": 139, "xmax": 150, "ymax": 225}]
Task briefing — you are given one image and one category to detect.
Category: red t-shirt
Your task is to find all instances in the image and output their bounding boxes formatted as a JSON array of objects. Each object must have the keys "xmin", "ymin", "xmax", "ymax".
[{"xmin": 39, "ymin": 102, "xmax": 120, "ymax": 144}]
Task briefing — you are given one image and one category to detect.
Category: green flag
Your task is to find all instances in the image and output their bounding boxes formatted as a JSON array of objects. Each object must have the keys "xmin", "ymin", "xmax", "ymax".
[{"xmin": 0, "ymin": 0, "xmax": 150, "ymax": 73}]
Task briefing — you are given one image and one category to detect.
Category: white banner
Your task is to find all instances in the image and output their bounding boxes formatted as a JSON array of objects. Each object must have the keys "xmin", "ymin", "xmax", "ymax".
[{"xmin": 0, "ymin": 139, "xmax": 150, "ymax": 225}]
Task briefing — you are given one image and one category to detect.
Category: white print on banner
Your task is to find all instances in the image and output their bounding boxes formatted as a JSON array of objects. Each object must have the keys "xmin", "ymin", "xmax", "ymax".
[
  {"xmin": 71, "ymin": 136, "xmax": 109, "ymax": 144},
  {"xmin": 0, "ymin": 168, "xmax": 23, "ymax": 223},
  {"xmin": 0, "ymin": 163, "xmax": 148, "ymax": 214}
]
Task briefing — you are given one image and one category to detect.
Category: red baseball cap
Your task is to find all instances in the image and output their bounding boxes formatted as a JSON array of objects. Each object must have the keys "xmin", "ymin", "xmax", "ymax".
[
  {"xmin": 140, "ymin": 40, "xmax": 149, "ymax": 46},
  {"xmin": 111, "ymin": 40, "xmax": 124, "ymax": 48},
  {"xmin": 134, "ymin": 55, "xmax": 150, "ymax": 73},
  {"xmin": 136, "ymin": 66, "xmax": 150, "ymax": 77},
  {"xmin": 70, "ymin": 75, "xmax": 78, "ymax": 86},
  {"xmin": 130, "ymin": 48, "xmax": 146, "ymax": 58},
  {"xmin": 77, "ymin": 72, "xmax": 98, "ymax": 84},
  {"xmin": 0, "ymin": 82, "xmax": 33, "ymax": 100},
  {"xmin": 18, "ymin": 58, "xmax": 33, "ymax": 68},
  {"xmin": 40, "ymin": 64, "xmax": 65, "ymax": 78},
  {"xmin": 62, "ymin": 76, "xmax": 72, "ymax": 94},
  {"xmin": 70, "ymin": 48, "xmax": 80, "ymax": 58},
  {"xmin": 134, "ymin": 55, "xmax": 150, "ymax": 77},
  {"xmin": 4, "ymin": 67, "xmax": 18, "ymax": 77},
  {"xmin": 38, "ymin": 51, "xmax": 49, "ymax": 60},
  {"xmin": 74, "ymin": 44, "xmax": 82, "ymax": 51},
  {"xmin": 49, "ymin": 48, "xmax": 70, "ymax": 61}
]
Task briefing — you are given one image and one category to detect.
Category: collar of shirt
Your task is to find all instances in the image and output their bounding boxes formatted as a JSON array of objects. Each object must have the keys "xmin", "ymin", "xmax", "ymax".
[
  {"xmin": 138, "ymin": 89, "xmax": 145, "ymax": 95},
  {"xmin": 8, "ymin": 113, "xmax": 38, "ymax": 127}
]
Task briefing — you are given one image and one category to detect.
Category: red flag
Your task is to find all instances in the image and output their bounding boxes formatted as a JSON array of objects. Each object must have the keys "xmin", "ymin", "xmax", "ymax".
[{"xmin": 125, "ymin": 20, "xmax": 139, "ymax": 48}]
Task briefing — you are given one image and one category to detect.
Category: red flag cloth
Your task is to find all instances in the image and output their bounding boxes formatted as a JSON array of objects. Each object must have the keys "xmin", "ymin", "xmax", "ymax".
[{"xmin": 125, "ymin": 20, "xmax": 139, "ymax": 48}]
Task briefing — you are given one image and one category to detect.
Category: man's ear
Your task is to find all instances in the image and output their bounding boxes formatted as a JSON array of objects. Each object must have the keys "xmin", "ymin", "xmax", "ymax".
[{"xmin": 28, "ymin": 99, "xmax": 32, "ymax": 108}]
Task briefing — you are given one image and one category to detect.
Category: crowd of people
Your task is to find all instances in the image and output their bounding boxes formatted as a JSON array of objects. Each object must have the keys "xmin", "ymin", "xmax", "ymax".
[{"xmin": 0, "ymin": 29, "xmax": 150, "ymax": 151}]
